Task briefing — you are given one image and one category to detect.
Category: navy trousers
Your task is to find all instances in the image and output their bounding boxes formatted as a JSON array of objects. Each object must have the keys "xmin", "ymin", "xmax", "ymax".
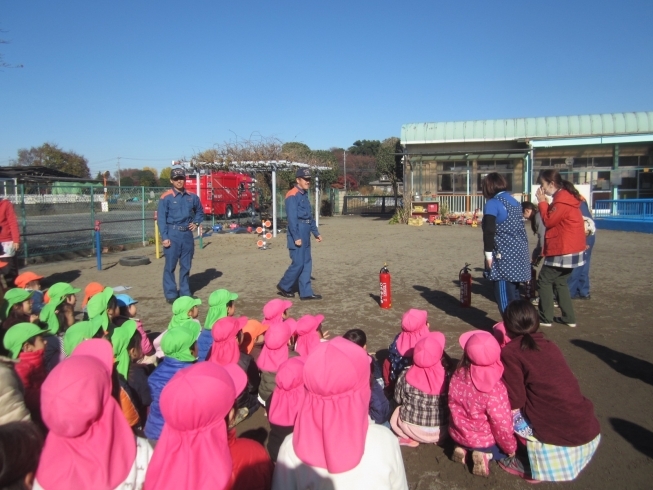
[
  {"xmin": 568, "ymin": 237, "xmax": 595, "ymax": 298},
  {"xmin": 279, "ymin": 222, "xmax": 314, "ymax": 297},
  {"xmin": 163, "ymin": 228, "xmax": 195, "ymax": 299},
  {"xmin": 493, "ymin": 280, "xmax": 521, "ymax": 315}
]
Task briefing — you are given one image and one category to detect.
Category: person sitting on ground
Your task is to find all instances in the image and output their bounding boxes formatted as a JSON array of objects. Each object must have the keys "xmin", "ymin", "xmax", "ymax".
[
  {"xmin": 144, "ymin": 362, "xmax": 270, "ymax": 490},
  {"xmin": 115, "ymin": 294, "xmax": 156, "ymax": 365},
  {"xmin": 294, "ymin": 314, "xmax": 329, "ymax": 357},
  {"xmin": 86, "ymin": 286, "xmax": 119, "ymax": 337},
  {"xmin": 63, "ymin": 318, "xmax": 105, "ymax": 356},
  {"xmin": 343, "ymin": 328, "xmax": 391, "ymax": 426},
  {"xmin": 144, "ymin": 321, "xmax": 200, "ymax": 441},
  {"xmin": 498, "ymin": 299, "xmax": 601, "ymax": 482},
  {"xmin": 81, "ymin": 282, "xmax": 104, "ymax": 320},
  {"xmin": 272, "ymin": 336, "xmax": 409, "ymax": 490},
  {"xmin": 386, "ymin": 309, "xmax": 431, "ymax": 388},
  {"xmin": 199, "ymin": 289, "xmax": 238, "ymax": 361},
  {"xmin": 39, "ymin": 283, "xmax": 80, "ymax": 372},
  {"xmin": 257, "ymin": 316, "xmax": 297, "ymax": 408},
  {"xmin": 111, "ymin": 320, "xmax": 152, "ymax": 433},
  {"xmin": 240, "ymin": 318, "xmax": 269, "ymax": 361},
  {"xmin": 448, "ymin": 330, "xmax": 517, "ymax": 478},
  {"xmin": 1, "ymin": 288, "xmax": 36, "ymax": 330},
  {"xmin": 208, "ymin": 315, "xmax": 261, "ymax": 422},
  {"xmin": 391, "ymin": 332, "xmax": 452, "ymax": 448},
  {"xmin": 14, "ymin": 272, "xmax": 45, "ymax": 315},
  {"xmin": 0, "ymin": 421, "xmax": 43, "ymax": 490},
  {"xmin": 2, "ymin": 323, "xmax": 48, "ymax": 426},
  {"xmin": 0, "ymin": 332, "xmax": 31, "ymax": 424},
  {"xmin": 34, "ymin": 339, "xmax": 153, "ymax": 490},
  {"xmin": 153, "ymin": 296, "xmax": 201, "ymax": 358},
  {"xmin": 267, "ymin": 357, "xmax": 305, "ymax": 462}
]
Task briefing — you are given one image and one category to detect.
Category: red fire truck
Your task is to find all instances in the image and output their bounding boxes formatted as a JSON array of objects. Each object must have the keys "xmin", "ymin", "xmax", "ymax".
[{"xmin": 184, "ymin": 172, "xmax": 259, "ymax": 219}]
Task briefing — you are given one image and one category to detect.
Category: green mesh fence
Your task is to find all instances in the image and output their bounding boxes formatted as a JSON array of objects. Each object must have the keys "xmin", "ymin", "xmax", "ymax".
[{"xmin": 16, "ymin": 185, "xmax": 169, "ymax": 259}]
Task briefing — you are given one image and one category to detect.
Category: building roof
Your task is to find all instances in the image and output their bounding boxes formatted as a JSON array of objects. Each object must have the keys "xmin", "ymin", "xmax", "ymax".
[
  {"xmin": 0, "ymin": 166, "xmax": 108, "ymax": 183},
  {"xmin": 401, "ymin": 111, "xmax": 653, "ymax": 145}
]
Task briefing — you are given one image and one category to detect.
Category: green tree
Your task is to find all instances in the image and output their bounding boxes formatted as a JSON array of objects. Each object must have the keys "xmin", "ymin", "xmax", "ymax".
[
  {"xmin": 159, "ymin": 167, "xmax": 172, "ymax": 183},
  {"xmin": 13, "ymin": 143, "xmax": 91, "ymax": 178},
  {"xmin": 95, "ymin": 171, "xmax": 104, "ymax": 181},
  {"xmin": 282, "ymin": 142, "xmax": 311, "ymax": 162},
  {"xmin": 376, "ymin": 137, "xmax": 403, "ymax": 203},
  {"xmin": 135, "ymin": 170, "xmax": 157, "ymax": 187},
  {"xmin": 348, "ymin": 140, "xmax": 381, "ymax": 157},
  {"xmin": 121, "ymin": 176, "xmax": 134, "ymax": 187}
]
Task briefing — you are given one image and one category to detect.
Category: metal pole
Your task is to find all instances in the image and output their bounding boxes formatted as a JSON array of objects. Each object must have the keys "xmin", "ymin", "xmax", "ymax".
[
  {"xmin": 272, "ymin": 166, "xmax": 277, "ymax": 238},
  {"xmin": 90, "ymin": 185, "xmax": 95, "ymax": 248},
  {"xmin": 141, "ymin": 186, "xmax": 146, "ymax": 245},
  {"xmin": 343, "ymin": 150, "xmax": 347, "ymax": 194},
  {"xmin": 20, "ymin": 184, "xmax": 27, "ymax": 261},
  {"xmin": 95, "ymin": 220, "xmax": 102, "ymax": 271},
  {"xmin": 315, "ymin": 174, "xmax": 320, "ymax": 227},
  {"xmin": 154, "ymin": 211, "xmax": 161, "ymax": 259}
]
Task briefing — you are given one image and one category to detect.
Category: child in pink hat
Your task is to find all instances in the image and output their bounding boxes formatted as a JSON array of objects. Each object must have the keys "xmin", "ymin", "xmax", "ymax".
[
  {"xmin": 257, "ymin": 317, "xmax": 298, "ymax": 407},
  {"xmin": 390, "ymin": 332, "xmax": 452, "ymax": 448},
  {"xmin": 34, "ymin": 339, "xmax": 153, "ymax": 490},
  {"xmin": 267, "ymin": 357, "xmax": 306, "ymax": 462},
  {"xmin": 448, "ymin": 330, "xmax": 517, "ymax": 477},
  {"xmin": 272, "ymin": 337, "xmax": 408, "ymax": 490},
  {"xmin": 385, "ymin": 309, "xmax": 430, "ymax": 388},
  {"xmin": 294, "ymin": 314, "xmax": 328, "ymax": 357},
  {"xmin": 207, "ymin": 316, "xmax": 261, "ymax": 421}
]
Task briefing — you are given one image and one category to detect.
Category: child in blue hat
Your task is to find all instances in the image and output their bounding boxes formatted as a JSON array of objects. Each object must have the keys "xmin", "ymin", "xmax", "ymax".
[{"xmin": 115, "ymin": 294, "xmax": 156, "ymax": 365}]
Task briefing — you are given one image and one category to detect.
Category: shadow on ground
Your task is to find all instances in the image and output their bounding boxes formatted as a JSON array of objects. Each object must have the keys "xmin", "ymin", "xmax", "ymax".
[
  {"xmin": 44, "ymin": 269, "xmax": 82, "ymax": 286},
  {"xmin": 414, "ymin": 285, "xmax": 496, "ymax": 331},
  {"xmin": 570, "ymin": 339, "xmax": 653, "ymax": 387},
  {"xmin": 189, "ymin": 268, "xmax": 223, "ymax": 293},
  {"xmin": 609, "ymin": 418, "xmax": 653, "ymax": 458}
]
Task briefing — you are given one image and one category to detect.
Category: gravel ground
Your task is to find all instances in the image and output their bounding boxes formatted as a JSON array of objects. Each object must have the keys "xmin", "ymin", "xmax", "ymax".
[{"xmin": 25, "ymin": 215, "xmax": 653, "ymax": 489}]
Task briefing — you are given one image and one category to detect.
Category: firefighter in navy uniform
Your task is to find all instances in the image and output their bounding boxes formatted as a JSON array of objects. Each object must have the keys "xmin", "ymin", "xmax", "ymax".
[
  {"xmin": 157, "ymin": 167, "xmax": 204, "ymax": 304},
  {"xmin": 277, "ymin": 168, "xmax": 323, "ymax": 300}
]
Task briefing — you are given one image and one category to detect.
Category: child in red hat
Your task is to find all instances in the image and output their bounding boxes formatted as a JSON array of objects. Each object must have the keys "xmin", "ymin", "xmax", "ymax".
[{"xmin": 14, "ymin": 272, "xmax": 45, "ymax": 315}]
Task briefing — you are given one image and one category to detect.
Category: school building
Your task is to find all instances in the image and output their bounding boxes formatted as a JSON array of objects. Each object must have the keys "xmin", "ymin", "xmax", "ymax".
[{"xmin": 400, "ymin": 112, "xmax": 653, "ymax": 213}]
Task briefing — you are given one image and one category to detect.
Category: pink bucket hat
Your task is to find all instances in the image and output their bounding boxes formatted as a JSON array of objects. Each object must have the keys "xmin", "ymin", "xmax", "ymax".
[
  {"xmin": 293, "ymin": 337, "xmax": 371, "ymax": 474},
  {"xmin": 405, "ymin": 332, "xmax": 447, "ymax": 395},
  {"xmin": 268, "ymin": 357, "xmax": 306, "ymax": 426},
  {"xmin": 492, "ymin": 321, "xmax": 511, "ymax": 348},
  {"xmin": 396, "ymin": 308, "xmax": 430, "ymax": 356},
  {"xmin": 294, "ymin": 314, "xmax": 324, "ymax": 357},
  {"xmin": 263, "ymin": 298, "xmax": 292, "ymax": 326},
  {"xmin": 458, "ymin": 330, "xmax": 504, "ymax": 393},
  {"xmin": 144, "ymin": 362, "xmax": 244, "ymax": 490},
  {"xmin": 37, "ymin": 340, "xmax": 136, "ymax": 490},
  {"xmin": 256, "ymin": 320, "xmax": 293, "ymax": 372},
  {"xmin": 208, "ymin": 316, "xmax": 248, "ymax": 366}
]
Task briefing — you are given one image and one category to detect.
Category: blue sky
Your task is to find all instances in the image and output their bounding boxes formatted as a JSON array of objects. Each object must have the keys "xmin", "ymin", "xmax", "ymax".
[{"xmin": 1, "ymin": 0, "xmax": 652, "ymax": 175}]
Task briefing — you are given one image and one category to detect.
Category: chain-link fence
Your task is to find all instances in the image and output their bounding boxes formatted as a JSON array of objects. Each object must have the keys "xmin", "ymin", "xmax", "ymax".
[{"xmin": 5, "ymin": 184, "xmax": 167, "ymax": 259}]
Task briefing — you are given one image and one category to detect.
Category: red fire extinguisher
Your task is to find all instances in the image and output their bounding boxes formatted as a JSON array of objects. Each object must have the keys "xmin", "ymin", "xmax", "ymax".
[
  {"xmin": 459, "ymin": 263, "xmax": 472, "ymax": 307},
  {"xmin": 380, "ymin": 263, "xmax": 392, "ymax": 309}
]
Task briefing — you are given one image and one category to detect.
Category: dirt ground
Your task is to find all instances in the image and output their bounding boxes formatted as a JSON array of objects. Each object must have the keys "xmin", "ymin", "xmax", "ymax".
[{"xmin": 26, "ymin": 216, "xmax": 653, "ymax": 489}]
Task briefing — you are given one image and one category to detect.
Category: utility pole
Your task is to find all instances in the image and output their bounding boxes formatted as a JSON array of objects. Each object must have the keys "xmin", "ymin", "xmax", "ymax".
[{"xmin": 117, "ymin": 157, "xmax": 121, "ymax": 188}]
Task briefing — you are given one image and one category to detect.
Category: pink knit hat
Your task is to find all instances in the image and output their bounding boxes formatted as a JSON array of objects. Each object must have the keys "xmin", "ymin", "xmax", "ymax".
[
  {"xmin": 396, "ymin": 308, "xmax": 430, "ymax": 356},
  {"xmin": 405, "ymin": 332, "xmax": 447, "ymax": 395},
  {"xmin": 144, "ymin": 362, "xmax": 244, "ymax": 490},
  {"xmin": 268, "ymin": 357, "xmax": 306, "ymax": 426},
  {"xmin": 293, "ymin": 337, "xmax": 371, "ymax": 474},
  {"xmin": 492, "ymin": 321, "xmax": 511, "ymax": 348},
  {"xmin": 458, "ymin": 330, "xmax": 504, "ymax": 393},
  {"xmin": 208, "ymin": 316, "xmax": 248, "ymax": 365},
  {"xmin": 263, "ymin": 298, "xmax": 292, "ymax": 327},
  {"xmin": 37, "ymin": 339, "xmax": 136, "ymax": 490},
  {"xmin": 257, "ymin": 320, "xmax": 293, "ymax": 372},
  {"xmin": 294, "ymin": 314, "xmax": 324, "ymax": 357}
]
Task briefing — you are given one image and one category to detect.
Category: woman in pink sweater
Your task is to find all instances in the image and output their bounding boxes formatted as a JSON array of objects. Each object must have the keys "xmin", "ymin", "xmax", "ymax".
[{"xmin": 448, "ymin": 330, "xmax": 517, "ymax": 477}]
